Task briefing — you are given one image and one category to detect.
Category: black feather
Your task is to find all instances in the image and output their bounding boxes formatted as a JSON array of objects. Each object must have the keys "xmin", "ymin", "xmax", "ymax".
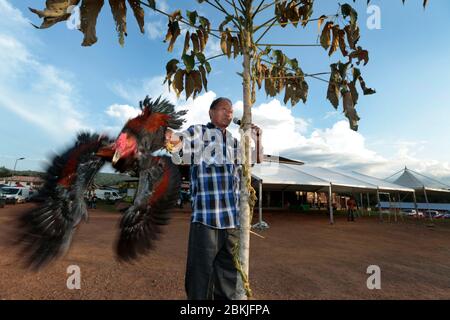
[{"xmin": 16, "ymin": 132, "xmax": 111, "ymax": 270}]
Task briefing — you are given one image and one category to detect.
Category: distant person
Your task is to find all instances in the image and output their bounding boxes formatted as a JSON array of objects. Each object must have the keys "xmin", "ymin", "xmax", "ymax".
[
  {"xmin": 87, "ymin": 192, "xmax": 93, "ymax": 209},
  {"xmin": 91, "ymin": 194, "xmax": 97, "ymax": 209},
  {"xmin": 347, "ymin": 197, "xmax": 357, "ymax": 222}
]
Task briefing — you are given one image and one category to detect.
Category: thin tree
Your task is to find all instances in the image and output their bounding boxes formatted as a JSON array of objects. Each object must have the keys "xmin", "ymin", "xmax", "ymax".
[{"xmin": 30, "ymin": 0, "xmax": 429, "ymax": 299}]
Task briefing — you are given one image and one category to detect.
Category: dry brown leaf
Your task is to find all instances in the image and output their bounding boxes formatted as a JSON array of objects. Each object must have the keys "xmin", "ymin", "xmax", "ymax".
[
  {"xmin": 191, "ymin": 70, "xmax": 203, "ymax": 98},
  {"xmin": 29, "ymin": 0, "xmax": 80, "ymax": 29},
  {"xmin": 172, "ymin": 69, "xmax": 185, "ymax": 98},
  {"xmin": 185, "ymin": 72, "xmax": 194, "ymax": 100},
  {"xmin": 199, "ymin": 65, "xmax": 208, "ymax": 91},
  {"xmin": 183, "ymin": 31, "xmax": 190, "ymax": 55},
  {"xmin": 343, "ymin": 90, "xmax": 360, "ymax": 131},
  {"xmin": 127, "ymin": 0, "xmax": 145, "ymax": 33},
  {"xmin": 109, "ymin": 0, "xmax": 127, "ymax": 46},
  {"xmin": 197, "ymin": 29, "xmax": 205, "ymax": 52},
  {"xmin": 220, "ymin": 31, "xmax": 227, "ymax": 56},
  {"xmin": 317, "ymin": 15, "xmax": 327, "ymax": 34},
  {"xmin": 320, "ymin": 21, "xmax": 333, "ymax": 50},
  {"xmin": 191, "ymin": 32, "xmax": 200, "ymax": 53},
  {"xmin": 80, "ymin": 0, "xmax": 105, "ymax": 46},
  {"xmin": 338, "ymin": 28, "xmax": 348, "ymax": 57}
]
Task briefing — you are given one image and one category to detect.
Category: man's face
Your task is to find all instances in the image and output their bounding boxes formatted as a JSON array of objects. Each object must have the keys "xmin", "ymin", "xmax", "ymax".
[{"xmin": 209, "ymin": 100, "xmax": 233, "ymax": 129}]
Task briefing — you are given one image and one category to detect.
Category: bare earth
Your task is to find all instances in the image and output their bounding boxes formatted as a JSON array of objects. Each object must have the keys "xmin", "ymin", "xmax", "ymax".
[{"xmin": 0, "ymin": 203, "xmax": 449, "ymax": 300}]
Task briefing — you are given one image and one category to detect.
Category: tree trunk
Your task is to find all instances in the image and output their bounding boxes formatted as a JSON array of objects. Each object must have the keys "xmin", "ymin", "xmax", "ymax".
[{"xmin": 236, "ymin": 23, "xmax": 253, "ymax": 299}]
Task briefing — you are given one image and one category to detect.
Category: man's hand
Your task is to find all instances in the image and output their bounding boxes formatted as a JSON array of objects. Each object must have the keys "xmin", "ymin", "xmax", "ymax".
[
  {"xmin": 165, "ymin": 129, "xmax": 182, "ymax": 152},
  {"xmin": 251, "ymin": 124, "xmax": 262, "ymax": 136}
]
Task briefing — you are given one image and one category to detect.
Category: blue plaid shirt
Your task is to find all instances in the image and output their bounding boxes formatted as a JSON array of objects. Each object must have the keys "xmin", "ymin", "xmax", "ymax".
[{"xmin": 175, "ymin": 123, "xmax": 241, "ymax": 229}]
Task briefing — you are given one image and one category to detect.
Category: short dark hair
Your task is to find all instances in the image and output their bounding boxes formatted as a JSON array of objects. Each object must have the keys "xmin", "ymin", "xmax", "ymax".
[{"xmin": 209, "ymin": 97, "xmax": 232, "ymax": 110}]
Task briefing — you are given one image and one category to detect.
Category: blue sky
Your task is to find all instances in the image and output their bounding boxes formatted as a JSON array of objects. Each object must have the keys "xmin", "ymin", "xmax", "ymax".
[{"xmin": 1, "ymin": 0, "xmax": 449, "ymax": 183}]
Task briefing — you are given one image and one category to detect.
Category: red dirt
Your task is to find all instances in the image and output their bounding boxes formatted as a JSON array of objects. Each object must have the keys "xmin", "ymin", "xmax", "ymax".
[{"xmin": 0, "ymin": 203, "xmax": 449, "ymax": 300}]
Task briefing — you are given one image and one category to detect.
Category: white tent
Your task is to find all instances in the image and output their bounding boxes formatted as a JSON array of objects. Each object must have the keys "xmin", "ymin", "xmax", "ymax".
[
  {"xmin": 251, "ymin": 161, "xmax": 415, "ymax": 227},
  {"xmin": 385, "ymin": 167, "xmax": 450, "ymax": 220}
]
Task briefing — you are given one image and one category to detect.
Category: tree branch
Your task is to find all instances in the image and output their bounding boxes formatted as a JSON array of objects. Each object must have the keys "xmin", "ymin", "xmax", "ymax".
[
  {"xmin": 224, "ymin": 0, "xmax": 244, "ymax": 15},
  {"xmin": 139, "ymin": 0, "xmax": 225, "ymax": 39},
  {"xmin": 252, "ymin": 0, "xmax": 266, "ymax": 19},
  {"xmin": 255, "ymin": 14, "xmax": 338, "ymax": 33},
  {"xmin": 257, "ymin": 43, "xmax": 322, "ymax": 47},
  {"xmin": 253, "ymin": 0, "xmax": 276, "ymax": 17},
  {"xmin": 254, "ymin": 17, "xmax": 277, "ymax": 44}
]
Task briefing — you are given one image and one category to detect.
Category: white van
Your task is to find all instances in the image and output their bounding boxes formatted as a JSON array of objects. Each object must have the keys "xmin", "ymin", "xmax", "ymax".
[
  {"xmin": 1, "ymin": 187, "xmax": 30, "ymax": 204},
  {"xmin": 94, "ymin": 189, "xmax": 122, "ymax": 201}
]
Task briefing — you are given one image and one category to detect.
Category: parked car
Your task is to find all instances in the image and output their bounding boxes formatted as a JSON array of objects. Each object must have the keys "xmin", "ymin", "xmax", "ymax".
[
  {"xmin": 401, "ymin": 209, "xmax": 417, "ymax": 216},
  {"xmin": 94, "ymin": 189, "xmax": 122, "ymax": 201},
  {"xmin": 1, "ymin": 187, "xmax": 31, "ymax": 204}
]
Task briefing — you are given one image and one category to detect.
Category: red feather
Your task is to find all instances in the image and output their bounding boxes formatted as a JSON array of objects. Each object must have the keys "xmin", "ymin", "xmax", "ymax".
[
  {"xmin": 149, "ymin": 158, "xmax": 171, "ymax": 206},
  {"xmin": 58, "ymin": 141, "xmax": 99, "ymax": 187}
]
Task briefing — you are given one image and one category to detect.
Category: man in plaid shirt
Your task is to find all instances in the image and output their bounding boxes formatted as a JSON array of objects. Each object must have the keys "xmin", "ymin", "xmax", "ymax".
[{"xmin": 166, "ymin": 97, "xmax": 259, "ymax": 300}]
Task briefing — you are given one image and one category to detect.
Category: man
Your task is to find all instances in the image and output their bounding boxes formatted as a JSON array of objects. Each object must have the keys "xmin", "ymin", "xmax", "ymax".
[
  {"xmin": 347, "ymin": 196, "xmax": 357, "ymax": 222},
  {"xmin": 166, "ymin": 97, "xmax": 259, "ymax": 300}
]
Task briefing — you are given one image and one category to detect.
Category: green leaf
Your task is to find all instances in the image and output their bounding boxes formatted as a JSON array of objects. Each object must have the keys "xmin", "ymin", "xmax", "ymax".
[
  {"xmin": 195, "ymin": 52, "xmax": 206, "ymax": 64},
  {"xmin": 182, "ymin": 53, "xmax": 195, "ymax": 73},
  {"xmin": 341, "ymin": 3, "xmax": 358, "ymax": 26},
  {"xmin": 204, "ymin": 61, "xmax": 212, "ymax": 73},
  {"xmin": 186, "ymin": 10, "xmax": 198, "ymax": 26},
  {"xmin": 147, "ymin": 0, "xmax": 156, "ymax": 10}
]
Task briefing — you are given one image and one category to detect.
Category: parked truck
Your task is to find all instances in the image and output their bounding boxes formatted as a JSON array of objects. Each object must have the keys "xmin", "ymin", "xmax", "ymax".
[{"xmin": 1, "ymin": 187, "xmax": 31, "ymax": 204}]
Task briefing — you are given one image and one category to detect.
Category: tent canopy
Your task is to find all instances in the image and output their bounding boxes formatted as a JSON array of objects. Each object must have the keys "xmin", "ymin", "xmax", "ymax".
[
  {"xmin": 388, "ymin": 167, "xmax": 450, "ymax": 194},
  {"xmin": 251, "ymin": 162, "xmax": 414, "ymax": 194}
]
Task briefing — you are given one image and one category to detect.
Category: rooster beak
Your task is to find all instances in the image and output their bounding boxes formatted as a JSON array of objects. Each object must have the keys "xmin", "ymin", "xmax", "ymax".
[{"xmin": 112, "ymin": 150, "xmax": 121, "ymax": 165}]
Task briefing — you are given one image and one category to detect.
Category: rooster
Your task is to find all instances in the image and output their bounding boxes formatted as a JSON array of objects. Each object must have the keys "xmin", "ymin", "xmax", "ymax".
[{"xmin": 16, "ymin": 96, "xmax": 187, "ymax": 269}]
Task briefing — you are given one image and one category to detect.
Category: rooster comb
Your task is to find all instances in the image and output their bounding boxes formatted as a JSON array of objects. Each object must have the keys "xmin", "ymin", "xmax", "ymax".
[{"xmin": 138, "ymin": 95, "xmax": 187, "ymax": 130}]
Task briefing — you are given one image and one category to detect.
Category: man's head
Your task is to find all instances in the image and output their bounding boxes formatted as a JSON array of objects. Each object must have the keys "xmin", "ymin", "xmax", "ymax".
[{"xmin": 209, "ymin": 97, "xmax": 233, "ymax": 130}]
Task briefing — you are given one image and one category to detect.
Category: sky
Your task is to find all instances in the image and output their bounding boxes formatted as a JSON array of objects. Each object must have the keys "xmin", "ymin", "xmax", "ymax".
[{"xmin": 0, "ymin": 0, "xmax": 449, "ymax": 184}]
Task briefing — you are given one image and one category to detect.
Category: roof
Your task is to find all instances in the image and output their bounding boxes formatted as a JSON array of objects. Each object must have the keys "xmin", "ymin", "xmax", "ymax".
[
  {"xmin": 251, "ymin": 161, "xmax": 414, "ymax": 193},
  {"xmin": 388, "ymin": 167, "xmax": 450, "ymax": 193},
  {"xmin": 7, "ymin": 175, "xmax": 44, "ymax": 183},
  {"xmin": 251, "ymin": 162, "xmax": 329, "ymax": 191}
]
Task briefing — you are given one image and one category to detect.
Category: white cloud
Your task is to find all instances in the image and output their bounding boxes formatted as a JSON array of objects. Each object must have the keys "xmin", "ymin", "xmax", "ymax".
[
  {"xmin": 0, "ymin": 1, "xmax": 89, "ymax": 141},
  {"xmin": 111, "ymin": 75, "xmax": 177, "ymax": 105},
  {"xmin": 204, "ymin": 37, "xmax": 222, "ymax": 57},
  {"xmin": 106, "ymin": 104, "xmax": 141, "ymax": 121},
  {"xmin": 145, "ymin": 20, "xmax": 165, "ymax": 40}
]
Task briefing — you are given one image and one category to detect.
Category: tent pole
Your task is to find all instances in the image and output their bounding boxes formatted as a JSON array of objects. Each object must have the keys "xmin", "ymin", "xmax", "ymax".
[
  {"xmin": 423, "ymin": 187, "xmax": 433, "ymax": 222},
  {"xmin": 377, "ymin": 188, "xmax": 382, "ymax": 222},
  {"xmin": 397, "ymin": 192, "xmax": 403, "ymax": 222},
  {"xmin": 328, "ymin": 184, "xmax": 334, "ymax": 225},
  {"xmin": 412, "ymin": 190, "xmax": 419, "ymax": 216},
  {"xmin": 252, "ymin": 179, "xmax": 269, "ymax": 230},
  {"xmin": 388, "ymin": 193, "xmax": 392, "ymax": 223},
  {"xmin": 360, "ymin": 193, "xmax": 364, "ymax": 217}
]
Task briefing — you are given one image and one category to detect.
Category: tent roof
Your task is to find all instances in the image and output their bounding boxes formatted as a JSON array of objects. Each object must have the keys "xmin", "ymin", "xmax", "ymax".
[
  {"xmin": 251, "ymin": 162, "xmax": 329, "ymax": 192},
  {"xmin": 331, "ymin": 169, "xmax": 414, "ymax": 192},
  {"xmin": 389, "ymin": 168, "xmax": 450, "ymax": 193},
  {"xmin": 251, "ymin": 162, "xmax": 414, "ymax": 193}
]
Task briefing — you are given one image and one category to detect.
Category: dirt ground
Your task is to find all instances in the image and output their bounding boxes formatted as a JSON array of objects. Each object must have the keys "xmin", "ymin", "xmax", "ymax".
[{"xmin": 0, "ymin": 203, "xmax": 449, "ymax": 300}]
